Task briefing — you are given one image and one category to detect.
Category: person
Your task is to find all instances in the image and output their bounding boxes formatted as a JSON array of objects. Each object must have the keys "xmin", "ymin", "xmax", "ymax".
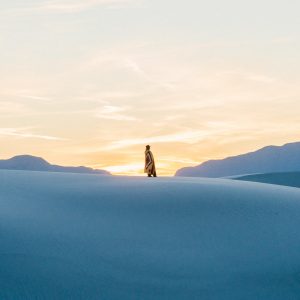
[{"xmin": 144, "ymin": 145, "xmax": 157, "ymax": 177}]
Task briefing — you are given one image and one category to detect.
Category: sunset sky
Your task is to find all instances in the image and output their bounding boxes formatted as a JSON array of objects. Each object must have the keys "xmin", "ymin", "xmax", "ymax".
[{"xmin": 0, "ymin": 0, "xmax": 299, "ymax": 175}]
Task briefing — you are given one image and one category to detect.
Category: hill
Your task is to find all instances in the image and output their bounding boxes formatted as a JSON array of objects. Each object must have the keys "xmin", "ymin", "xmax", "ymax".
[
  {"xmin": 0, "ymin": 155, "xmax": 110, "ymax": 175},
  {"xmin": 176, "ymin": 141, "xmax": 300, "ymax": 177},
  {"xmin": 1, "ymin": 170, "xmax": 300, "ymax": 299}
]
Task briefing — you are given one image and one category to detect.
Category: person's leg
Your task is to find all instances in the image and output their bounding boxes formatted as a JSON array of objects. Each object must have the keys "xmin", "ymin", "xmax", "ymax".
[
  {"xmin": 148, "ymin": 174, "xmax": 152, "ymax": 177},
  {"xmin": 153, "ymin": 171, "xmax": 157, "ymax": 177}
]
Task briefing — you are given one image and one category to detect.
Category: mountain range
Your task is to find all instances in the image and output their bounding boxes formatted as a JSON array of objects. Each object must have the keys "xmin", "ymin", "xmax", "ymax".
[
  {"xmin": 0, "ymin": 155, "xmax": 110, "ymax": 175},
  {"xmin": 175, "ymin": 141, "xmax": 300, "ymax": 177}
]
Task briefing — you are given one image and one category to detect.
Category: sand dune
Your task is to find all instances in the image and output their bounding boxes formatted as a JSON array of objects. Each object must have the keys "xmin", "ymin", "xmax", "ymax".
[
  {"xmin": 1, "ymin": 170, "xmax": 300, "ymax": 299},
  {"xmin": 235, "ymin": 172, "xmax": 300, "ymax": 188}
]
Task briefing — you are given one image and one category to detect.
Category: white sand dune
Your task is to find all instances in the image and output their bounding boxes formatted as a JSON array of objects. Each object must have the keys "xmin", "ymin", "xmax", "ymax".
[
  {"xmin": 1, "ymin": 170, "xmax": 300, "ymax": 299},
  {"xmin": 234, "ymin": 172, "xmax": 300, "ymax": 188}
]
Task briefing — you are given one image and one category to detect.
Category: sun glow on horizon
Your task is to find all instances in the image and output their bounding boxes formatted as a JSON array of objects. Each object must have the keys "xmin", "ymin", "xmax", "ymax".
[
  {"xmin": 92, "ymin": 161, "xmax": 174, "ymax": 176},
  {"xmin": 100, "ymin": 163, "xmax": 144, "ymax": 176}
]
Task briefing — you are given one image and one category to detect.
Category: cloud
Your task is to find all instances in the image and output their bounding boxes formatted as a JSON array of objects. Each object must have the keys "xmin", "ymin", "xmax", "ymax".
[
  {"xmin": 0, "ymin": 128, "xmax": 67, "ymax": 141},
  {"xmin": 271, "ymin": 37, "xmax": 297, "ymax": 44},
  {"xmin": 160, "ymin": 157, "xmax": 200, "ymax": 165},
  {"xmin": 1, "ymin": 89, "xmax": 53, "ymax": 102},
  {"xmin": 103, "ymin": 130, "xmax": 211, "ymax": 150},
  {"xmin": 216, "ymin": 70, "xmax": 276, "ymax": 84},
  {"xmin": 95, "ymin": 105, "xmax": 139, "ymax": 121},
  {"xmin": 80, "ymin": 46, "xmax": 177, "ymax": 91},
  {"xmin": 17, "ymin": 95, "xmax": 53, "ymax": 102},
  {"xmin": 1, "ymin": 0, "xmax": 139, "ymax": 16},
  {"xmin": 39, "ymin": 0, "xmax": 137, "ymax": 13},
  {"xmin": 0, "ymin": 102, "xmax": 29, "ymax": 115},
  {"xmin": 123, "ymin": 58, "xmax": 150, "ymax": 79}
]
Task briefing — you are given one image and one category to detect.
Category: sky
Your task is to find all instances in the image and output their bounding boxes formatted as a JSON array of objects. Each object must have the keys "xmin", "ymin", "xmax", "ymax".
[{"xmin": 0, "ymin": 0, "xmax": 299, "ymax": 175}]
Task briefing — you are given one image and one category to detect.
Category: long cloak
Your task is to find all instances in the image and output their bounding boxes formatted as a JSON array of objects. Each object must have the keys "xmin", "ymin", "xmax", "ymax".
[{"xmin": 144, "ymin": 150, "xmax": 156, "ymax": 175}]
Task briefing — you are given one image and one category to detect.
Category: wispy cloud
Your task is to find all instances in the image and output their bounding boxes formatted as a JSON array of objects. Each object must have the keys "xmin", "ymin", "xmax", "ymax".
[
  {"xmin": 1, "ymin": 0, "xmax": 139, "ymax": 16},
  {"xmin": 1, "ymin": 90, "xmax": 53, "ymax": 102},
  {"xmin": 160, "ymin": 157, "xmax": 200, "ymax": 165},
  {"xmin": 0, "ymin": 128, "xmax": 67, "ymax": 141},
  {"xmin": 80, "ymin": 46, "xmax": 177, "ymax": 91},
  {"xmin": 103, "ymin": 130, "xmax": 211, "ymax": 150},
  {"xmin": 39, "ymin": 0, "xmax": 138, "ymax": 13},
  {"xmin": 95, "ymin": 105, "xmax": 139, "ymax": 121},
  {"xmin": 271, "ymin": 36, "xmax": 297, "ymax": 44},
  {"xmin": 216, "ymin": 70, "xmax": 276, "ymax": 84},
  {"xmin": 18, "ymin": 95, "xmax": 53, "ymax": 102},
  {"xmin": 0, "ymin": 102, "xmax": 29, "ymax": 115}
]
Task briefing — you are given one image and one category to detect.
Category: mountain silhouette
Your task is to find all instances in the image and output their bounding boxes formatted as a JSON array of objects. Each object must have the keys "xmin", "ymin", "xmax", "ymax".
[
  {"xmin": 0, "ymin": 155, "xmax": 110, "ymax": 175},
  {"xmin": 175, "ymin": 142, "xmax": 300, "ymax": 177}
]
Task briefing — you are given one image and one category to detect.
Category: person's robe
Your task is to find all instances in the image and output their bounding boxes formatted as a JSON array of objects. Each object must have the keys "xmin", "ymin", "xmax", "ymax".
[{"xmin": 144, "ymin": 150, "xmax": 156, "ymax": 175}]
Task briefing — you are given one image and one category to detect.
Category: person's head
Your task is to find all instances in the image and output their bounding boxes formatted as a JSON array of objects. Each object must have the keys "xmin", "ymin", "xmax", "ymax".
[{"xmin": 146, "ymin": 145, "xmax": 150, "ymax": 150}]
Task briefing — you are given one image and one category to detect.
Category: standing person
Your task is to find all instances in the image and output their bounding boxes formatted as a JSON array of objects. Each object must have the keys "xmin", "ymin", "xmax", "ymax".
[{"xmin": 144, "ymin": 145, "xmax": 157, "ymax": 177}]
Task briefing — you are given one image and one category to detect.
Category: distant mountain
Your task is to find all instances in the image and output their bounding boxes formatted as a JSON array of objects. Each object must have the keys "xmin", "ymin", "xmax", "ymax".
[
  {"xmin": 175, "ymin": 142, "xmax": 300, "ymax": 177},
  {"xmin": 234, "ymin": 172, "xmax": 300, "ymax": 188},
  {"xmin": 0, "ymin": 155, "xmax": 110, "ymax": 175}
]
